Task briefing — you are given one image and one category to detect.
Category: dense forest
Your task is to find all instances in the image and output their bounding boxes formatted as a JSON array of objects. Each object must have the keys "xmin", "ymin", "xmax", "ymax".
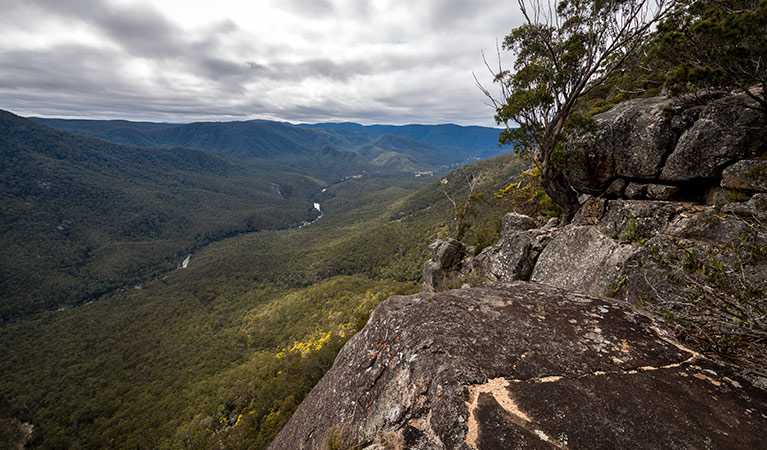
[{"xmin": 0, "ymin": 137, "xmax": 525, "ymax": 447}]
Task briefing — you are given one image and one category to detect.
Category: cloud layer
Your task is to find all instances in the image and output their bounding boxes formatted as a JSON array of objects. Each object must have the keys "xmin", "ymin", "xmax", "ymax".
[{"xmin": 0, "ymin": 0, "xmax": 522, "ymax": 125}]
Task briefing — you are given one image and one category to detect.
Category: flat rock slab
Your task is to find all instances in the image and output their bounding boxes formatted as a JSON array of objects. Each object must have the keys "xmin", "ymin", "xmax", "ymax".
[{"xmin": 269, "ymin": 282, "xmax": 767, "ymax": 450}]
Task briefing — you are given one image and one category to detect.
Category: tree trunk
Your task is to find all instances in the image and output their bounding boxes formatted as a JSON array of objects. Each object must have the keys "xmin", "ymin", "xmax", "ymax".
[{"xmin": 541, "ymin": 164, "xmax": 580, "ymax": 226}]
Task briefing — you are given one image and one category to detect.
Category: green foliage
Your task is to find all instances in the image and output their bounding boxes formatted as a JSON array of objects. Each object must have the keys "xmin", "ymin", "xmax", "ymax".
[
  {"xmin": 485, "ymin": 0, "xmax": 668, "ymax": 220},
  {"xmin": 658, "ymin": 0, "xmax": 767, "ymax": 114},
  {"xmin": 495, "ymin": 166, "xmax": 561, "ymax": 218},
  {"xmin": 493, "ymin": 0, "xmax": 667, "ymax": 152},
  {"xmin": 618, "ymin": 215, "xmax": 647, "ymax": 243},
  {"xmin": 0, "ymin": 185, "xmax": 421, "ymax": 448},
  {"xmin": 609, "ymin": 274, "xmax": 628, "ymax": 297},
  {"xmin": 0, "ymin": 111, "xmax": 326, "ymax": 321}
]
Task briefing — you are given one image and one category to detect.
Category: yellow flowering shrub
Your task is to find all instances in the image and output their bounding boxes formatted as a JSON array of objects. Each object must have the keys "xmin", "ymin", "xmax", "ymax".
[{"xmin": 495, "ymin": 167, "xmax": 560, "ymax": 218}]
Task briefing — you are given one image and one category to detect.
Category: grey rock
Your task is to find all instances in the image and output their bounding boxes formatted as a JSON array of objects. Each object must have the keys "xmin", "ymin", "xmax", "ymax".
[
  {"xmin": 421, "ymin": 238, "xmax": 472, "ymax": 292},
  {"xmin": 565, "ymin": 93, "xmax": 765, "ymax": 199},
  {"xmin": 722, "ymin": 193, "xmax": 767, "ymax": 220},
  {"xmin": 423, "ymin": 238, "xmax": 482, "ymax": 292},
  {"xmin": 625, "ymin": 182, "xmax": 648, "ymax": 199},
  {"xmin": 721, "ymin": 160, "xmax": 767, "ymax": 192},
  {"xmin": 572, "ymin": 196, "xmax": 608, "ymax": 226},
  {"xmin": 421, "ymin": 260, "xmax": 444, "ymax": 293},
  {"xmin": 647, "ymin": 184, "xmax": 679, "ymax": 200},
  {"xmin": 567, "ymin": 97, "xmax": 676, "ymax": 195},
  {"xmin": 430, "ymin": 238, "xmax": 466, "ymax": 270},
  {"xmin": 530, "ymin": 226, "xmax": 638, "ymax": 295},
  {"xmin": 705, "ymin": 186, "xmax": 729, "ymax": 205},
  {"xmin": 270, "ymin": 283, "xmax": 767, "ymax": 450},
  {"xmin": 660, "ymin": 97, "xmax": 765, "ymax": 181},
  {"xmin": 476, "ymin": 228, "xmax": 551, "ymax": 283},
  {"xmin": 541, "ymin": 217, "xmax": 560, "ymax": 230},
  {"xmin": 594, "ymin": 199, "xmax": 685, "ymax": 238},
  {"xmin": 605, "ymin": 178, "xmax": 628, "ymax": 197},
  {"xmin": 723, "ymin": 200, "xmax": 756, "ymax": 217},
  {"xmin": 675, "ymin": 208, "xmax": 754, "ymax": 246},
  {"xmin": 501, "ymin": 212, "xmax": 537, "ymax": 234}
]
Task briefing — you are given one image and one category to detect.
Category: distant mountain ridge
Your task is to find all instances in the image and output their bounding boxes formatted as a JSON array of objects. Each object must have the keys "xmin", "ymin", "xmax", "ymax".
[
  {"xmin": 31, "ymin": 116, "xmax": 507, "ymax": 174},
  {"xmin": 299, "ymin": 122, "xmax": 504, "ymax": 157}
]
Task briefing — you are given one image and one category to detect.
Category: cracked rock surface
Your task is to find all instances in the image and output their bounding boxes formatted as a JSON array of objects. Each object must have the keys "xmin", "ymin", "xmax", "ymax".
[
  {"xmin": 269, "ymin": 282, "xmax": 767, "ymax": 449},
  {"xmin": 565, "ymin": 93, "xmax": 766, "ymax": 200}
]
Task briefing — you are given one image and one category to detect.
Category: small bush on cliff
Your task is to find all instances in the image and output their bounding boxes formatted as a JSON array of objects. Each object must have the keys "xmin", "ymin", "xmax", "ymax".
[
  {"xmin": 495, "ymin": 167, "xmax": 560, "ymax": 218},
  {"xmin": 638, "ymin": 228, "xmax": 767, "ymax": 375},
  {"xmin": 619, "ymin": 215, "xmax": 646, "ymax": 243}
]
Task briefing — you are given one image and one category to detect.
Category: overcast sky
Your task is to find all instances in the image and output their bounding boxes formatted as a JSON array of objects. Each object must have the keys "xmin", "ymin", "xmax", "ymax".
[{"xmin": 0, "ymin": 0, "xmax": 523, "ymax": 126}]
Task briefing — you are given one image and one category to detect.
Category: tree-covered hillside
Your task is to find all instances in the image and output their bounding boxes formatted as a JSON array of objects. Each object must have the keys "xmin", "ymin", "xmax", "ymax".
[
  {"xmin": 300, "ymin": 122, "xmax": 505, "ymax": 157},
  {"xmin": 0, "ymin": 152, "xmax": 527, "ymax": 449},
  {"xmin": 0, "ymin": 110, "xmax": 323, "ymax": 320}
]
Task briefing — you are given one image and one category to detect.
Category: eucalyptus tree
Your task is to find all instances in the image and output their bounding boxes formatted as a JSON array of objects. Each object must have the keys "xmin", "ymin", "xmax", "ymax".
[
  {"xmin": 660, "ymin": 0, "xmax": 766, "ymax": 115},
  {"xmin": 479, "ymin": 0, "xmax": 670, "ymax": 223}
]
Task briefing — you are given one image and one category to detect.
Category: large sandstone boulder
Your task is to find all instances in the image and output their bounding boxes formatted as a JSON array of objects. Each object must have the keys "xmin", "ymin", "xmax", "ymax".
[
  {"xmin": 500, "ymin": 212, "xmax": 537, "ymax": 235},
  {"xmin": 566, "ymin": 97, "xmax": 676, "ymax": 195},
  {"xmin": 566, "ymin": 93, "xmax": 765, "ymax": 198},
  {"xmin": 721, "ymin": 160, "xmax": 767, "ymax": 192},
  {"xmin": 475, "ymin": 229, "xmax": 550, "ymax": 283},
  {"xmin": 573, "ymin": 198, "xmax": 685, "ymax": 238},
  {"xmin": 529, "ymin": 226, "xmax": 638, "ymax": 295},
  {"xmin": 722, "ymin": 192, "xmax": 767, "ymax": 219},
  {"xmin": 476, "ymin": 213, "xmax": 551, "ymax": 283},
  {"xmin": 660, "ymin": 98, "xmax": 766, "ymax": 181},
  {"xmin": 269, "ymin": 283, "xmax": 767, "ymax": 449},
  {"xmin": 422, "ymin": 238, "xmax": 473, "ymax": 292}
]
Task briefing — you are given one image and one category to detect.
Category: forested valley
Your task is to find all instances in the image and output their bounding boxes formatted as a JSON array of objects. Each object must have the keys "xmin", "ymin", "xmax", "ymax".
[{"xmin": 0, "ymin": 111, "xmax": 520, "ymax": 448}]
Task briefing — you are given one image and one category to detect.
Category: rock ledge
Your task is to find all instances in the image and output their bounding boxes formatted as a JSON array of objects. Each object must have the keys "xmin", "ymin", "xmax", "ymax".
[{"xmin": 269, "ymin": 282, "xmax": 767, "ymax": 450}]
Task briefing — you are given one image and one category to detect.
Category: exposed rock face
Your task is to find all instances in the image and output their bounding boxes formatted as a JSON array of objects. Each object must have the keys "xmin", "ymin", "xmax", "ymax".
[
  {"xmin": 269, "ymin": 283, "xmax": 767, "ymax": 450},
  {"xmin": 566, "ymin": 94, "xmax": 766, "ymax": 200},
  {"xmin": 500, "ymin": 212, "xmax": 537, "ymax": 234},
  {"xmin": 660, "ymin": 100, "xmax": 766, "ymax": 182},
  {"xmin": 567, "ymin": 97, "xmax": 676, "ymax": 195},
  {"xmin": 721, "ymin": 160, "xmax": 767, "ymax": 192},
  {"xmin": 573, "ymin": 198, "xmax": 684, "ymax": 238},
  {"xmin": 422, "ymin": 238, "xmax": 473, "ymax": 292},
  {"xmin": 530, "ymin": 226, "xmax": 636, "ymax": 295},
  {"xmin": 475, "ymin": 229, "xmax": 550, "ymax": 283},
  {"xmin": 722, "ymin": 192, "xmax": 767, "ymax": 219},
  {"xmin": 475, "ymin": 213, "xmax": 552, "ymax": 283},
  {"xmin": 478, "ymin": 200, "xmax": 767, "ymax": 378}
]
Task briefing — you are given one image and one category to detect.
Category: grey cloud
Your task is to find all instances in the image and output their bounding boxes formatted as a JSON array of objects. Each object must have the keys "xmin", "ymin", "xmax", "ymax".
[
  {"xmin": 0, "ymin": 43, "xmax": 262, "ymax": 120},
  {"xmin": 0, "ymin": 0, "xmax": 520, "ymax": 126},
  {"xmin": 14, "ymin": 1, "xmax": 261, "ymax": 92},
  {"xmin": 425, "ymin": 0, "xmax": 493, "ymax": 28},
  {"xmin": 24, "ymin": 0, "xmax": 184, "ymax": 58},
  {"xmin": 273, "ymin": 58, "xmax": 373, "ymax": 81},
  {"xmin": 278, "ymin": 0, "xmax": 336, "ymax": 17}
]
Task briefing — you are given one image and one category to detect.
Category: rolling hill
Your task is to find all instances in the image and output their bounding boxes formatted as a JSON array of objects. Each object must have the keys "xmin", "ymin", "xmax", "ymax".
[{"xmin": 0, "ymin": 110, "xmax": 323, "ymax": 320}]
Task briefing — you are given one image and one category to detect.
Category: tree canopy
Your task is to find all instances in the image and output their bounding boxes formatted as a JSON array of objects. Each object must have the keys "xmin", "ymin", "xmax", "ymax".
[{"xmin": 659, "ymin": 0, "xmax": 766, "ymax": 114}]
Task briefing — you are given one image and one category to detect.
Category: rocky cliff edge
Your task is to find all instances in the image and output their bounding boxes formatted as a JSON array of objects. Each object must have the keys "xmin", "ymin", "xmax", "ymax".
[{"xmin": 269, "ymin": 283, "xmax": 767, "ymax": 449}]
